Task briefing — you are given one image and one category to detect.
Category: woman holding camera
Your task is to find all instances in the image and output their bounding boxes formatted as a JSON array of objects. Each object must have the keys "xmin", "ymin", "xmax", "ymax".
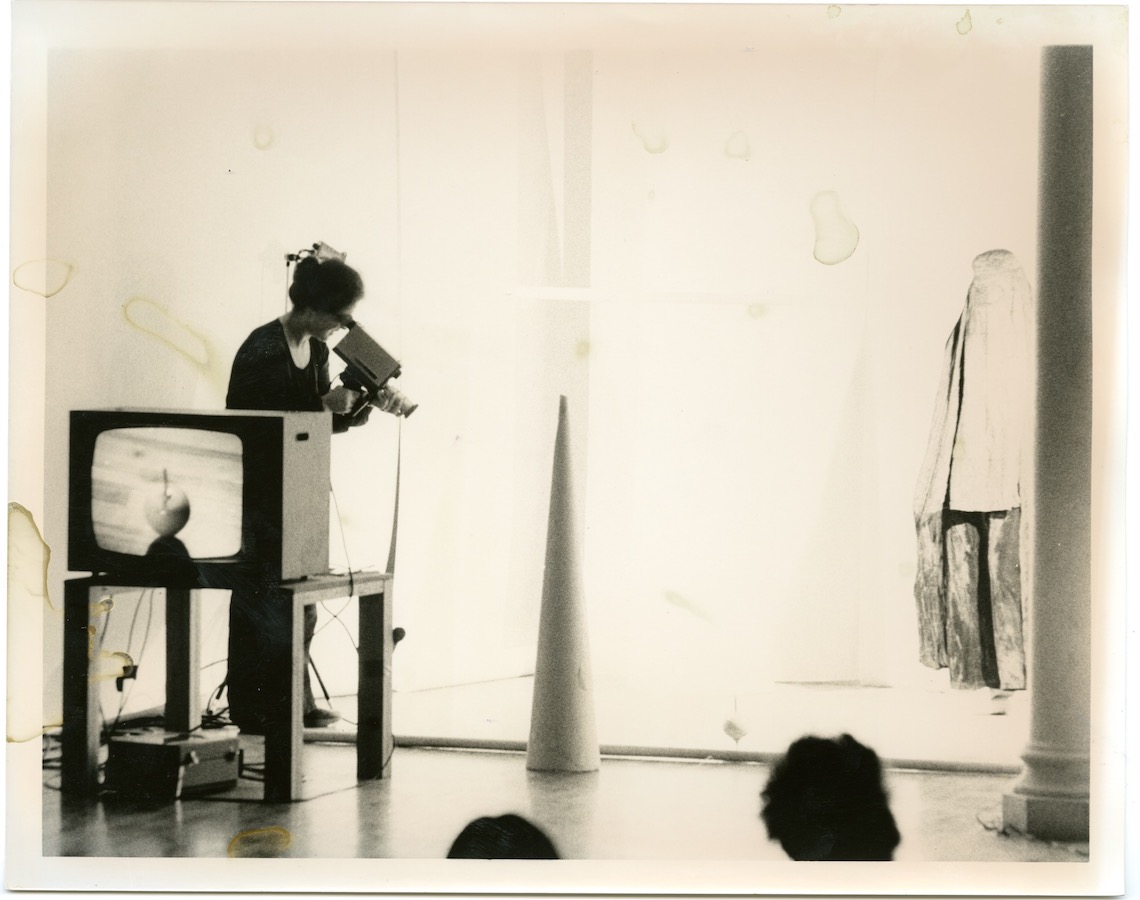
[{"xmin": 225, "ymin": 242, "xmax": 395, "ymax": 732}]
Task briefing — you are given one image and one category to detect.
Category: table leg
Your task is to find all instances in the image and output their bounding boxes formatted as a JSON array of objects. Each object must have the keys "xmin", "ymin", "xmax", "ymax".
[
  {"xmin": 164, "ymin": 588, "xmax": 200, "ymax": 734},
  {"xmin": 357, "ymin": 582, "xmax": 394, "ymax": 781},
  {"xmin": 263, "ymin": 586, "xmax": 305, "ymax": 802},
  {"xmin": 61, "ymin": 578, "xmax": 100, "ymax": 795}
]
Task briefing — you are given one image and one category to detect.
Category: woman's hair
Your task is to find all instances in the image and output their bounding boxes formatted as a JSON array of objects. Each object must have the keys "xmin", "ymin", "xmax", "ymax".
[
  {"xmin": 760, "ymin": 733, "xmax": 901, "ymax": 861},
  {"xmin": 288, "ymin": 255, "xmax": 364, "ymax": 314},
  {"xmin": 446, "ymin": 814, "xmax": 560, "ymax": 859}
]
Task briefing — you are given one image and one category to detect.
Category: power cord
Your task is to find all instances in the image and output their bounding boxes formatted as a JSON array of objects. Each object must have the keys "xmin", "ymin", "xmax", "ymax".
[
  {"xmin": 106, "ymin": 588, "xmax": 156, "ymax": 740},
  {"xmin": 329, "ymin": 484, "xmax": 357, "ymax": 601}
]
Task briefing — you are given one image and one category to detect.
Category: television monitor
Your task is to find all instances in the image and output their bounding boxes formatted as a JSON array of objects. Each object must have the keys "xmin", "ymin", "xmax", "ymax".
[{"xmin": 69, "ymin": 409, "xmax": 332, "ymax": 584}]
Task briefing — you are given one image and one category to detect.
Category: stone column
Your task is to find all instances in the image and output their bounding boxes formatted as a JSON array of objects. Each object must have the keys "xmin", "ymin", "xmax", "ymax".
[{"xmin": 1002, "ymin": 45, "xmax": 1093, "ymax": 841}]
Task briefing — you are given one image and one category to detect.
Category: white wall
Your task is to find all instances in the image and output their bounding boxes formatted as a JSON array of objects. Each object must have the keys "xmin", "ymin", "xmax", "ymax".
[
  {"xmin": 40, "ymin": 43, "xmax": 403, "ymax": 715},
  {"xmin": 19, "ymin": 3, "xmax": 1125, "ymax": 737},
  {"xmin": 584, "ymin": 21, "xmax": 1043, "ymax": 696}
]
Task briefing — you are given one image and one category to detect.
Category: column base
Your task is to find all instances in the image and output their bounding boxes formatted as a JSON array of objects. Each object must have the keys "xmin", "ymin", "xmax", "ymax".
[{"xmin": 1002, "ymin": 792, "xmax": 1089, "ymax": 842}]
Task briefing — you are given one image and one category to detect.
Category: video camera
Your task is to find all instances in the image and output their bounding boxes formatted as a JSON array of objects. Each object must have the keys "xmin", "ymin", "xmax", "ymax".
[{"xmin": 334, "ymin": 321, "xmax": 418, "ymax": 419}]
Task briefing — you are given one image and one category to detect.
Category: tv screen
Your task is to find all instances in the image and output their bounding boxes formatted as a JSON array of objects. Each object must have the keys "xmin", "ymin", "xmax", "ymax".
[
  {"xmin": 70, "ymin": 409, "xmax": 332, "ymax": 583},
  {"xmin": 91, "ymin": 427, "xmax": 243, "ymax": 558}
]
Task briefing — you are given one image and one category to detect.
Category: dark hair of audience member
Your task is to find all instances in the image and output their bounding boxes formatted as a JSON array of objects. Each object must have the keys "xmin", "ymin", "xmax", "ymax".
[
  {"xmin": 760, "ymin": 733, "xmax": 901, "ymax": 861},
  {"xmin": 446, "ymin": 814, "xmax": 560, "ymax": 859}
]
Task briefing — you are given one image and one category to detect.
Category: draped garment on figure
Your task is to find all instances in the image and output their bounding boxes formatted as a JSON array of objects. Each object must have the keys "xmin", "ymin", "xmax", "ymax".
[{"xmin": 912, "ymin": 249, "xmax": 1033, "ymax": 690}]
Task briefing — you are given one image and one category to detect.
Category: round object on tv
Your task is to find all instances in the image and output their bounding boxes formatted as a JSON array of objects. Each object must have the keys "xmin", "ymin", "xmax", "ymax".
[{"xmin": 144, "ymin": 486, "xmax": 191, "ymax": 537}]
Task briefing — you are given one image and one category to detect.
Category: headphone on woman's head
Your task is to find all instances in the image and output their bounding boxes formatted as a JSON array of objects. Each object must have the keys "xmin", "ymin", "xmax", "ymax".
[
  {"xmin": 282, "ymin": 241, "xmax": 353, "ymax": 312},
  {"xmin": 285, "ymin": 241, "xmax": 347, "ymax": 265}
]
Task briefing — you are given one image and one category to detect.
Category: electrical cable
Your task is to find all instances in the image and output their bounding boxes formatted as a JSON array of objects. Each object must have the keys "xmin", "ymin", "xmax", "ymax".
[
  {"xmin": 106, "ymin": 589, "xmax": 155, "ymax": 739},
  {"xmin": 204, "ymin": 674, "xmax": 229, "ymax": 724},
  {"xmin": 202, "ymin": 660, "xmax": 232, "ymax": 725},
  {"xmin": 312, "ymin": 600, "xmax": 359, "ymax": 650},
  {"xmin": 316, "ymin": 486, "xmax": 359, "ymax": 652},
  {"xmin": 329, "ymin": 484, "xmax": 356, "ymax": 600},
  {"xmin": 386, "ymin": 420, "xmax": 402, "ymax": 575},
  {"xmin": 112, "ymin": 589, "xmax": 151, "ymax": 711},
  {"xmin": 92, "ymin": 591, "xmax": 116, "ymax": 743},
  {"xmin": 93, "ymin": 592, "xmax": 113, "ymax": 658},
  {"xmin": 284, "ymin": 251, "xmax": 293, "ymax": 313},
  {"xmin": 200, "ymin": 743, "xmax": 397, "ymax": 802}
]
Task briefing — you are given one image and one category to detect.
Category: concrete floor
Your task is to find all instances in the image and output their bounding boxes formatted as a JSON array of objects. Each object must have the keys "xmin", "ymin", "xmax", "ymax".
[
  {"xmin": 43, "ymin": 744, "xmax": 1085, "ymax": 863},
  {"xmin": 30, "ymin": 678, "xmax": 1104, "ymax": 896}
]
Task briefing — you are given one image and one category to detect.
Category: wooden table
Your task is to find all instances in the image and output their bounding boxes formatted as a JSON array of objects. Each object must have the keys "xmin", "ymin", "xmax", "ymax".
[{"xmin": 61, "ymin": 571, "xmax": 393, "ymax": 802}]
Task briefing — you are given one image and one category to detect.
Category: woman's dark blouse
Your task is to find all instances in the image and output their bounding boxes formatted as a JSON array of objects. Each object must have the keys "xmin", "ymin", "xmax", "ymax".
[{"xmin": 226, "ymin": 319, "xmax": 351, "ymax": 432}]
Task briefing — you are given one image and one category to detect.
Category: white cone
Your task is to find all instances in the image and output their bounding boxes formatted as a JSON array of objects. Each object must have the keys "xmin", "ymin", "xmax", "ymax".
[{"xmin": 527, "ymin": 396, "xmax": 600, "ymax": 772}]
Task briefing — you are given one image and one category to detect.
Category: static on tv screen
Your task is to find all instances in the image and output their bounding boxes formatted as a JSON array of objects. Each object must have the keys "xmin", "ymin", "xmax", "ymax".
[{"xmin": 91, "ymin": 427, "xmax": 243, "ymax": 559}]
